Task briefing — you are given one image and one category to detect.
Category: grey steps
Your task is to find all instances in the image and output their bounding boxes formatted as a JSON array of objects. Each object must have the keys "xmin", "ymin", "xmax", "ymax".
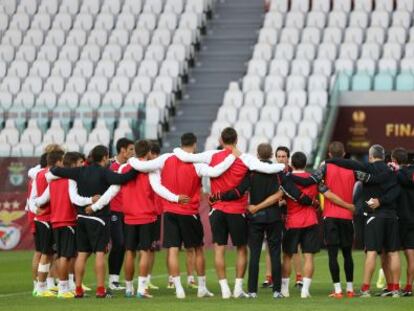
[{"xmin": 161, "ymin": 0, "xmax": 262, "ymax": 152}]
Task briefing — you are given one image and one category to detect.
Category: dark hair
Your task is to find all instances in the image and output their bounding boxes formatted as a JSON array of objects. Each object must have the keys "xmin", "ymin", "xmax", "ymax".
[
  {"xmin": 221, "ymin": 127, "xmax": 237, "ymax": 145},
  {"xmin": 134, "ymin": 140, "xmax": 151, "ymax": 158},
  {"xmin": 40, "ymin": 153, "xmax": 48, "ymax": 168},
  {"xmin": 181, "ymin": 132, "xmax": 197, "ymax": 147},
  {"xmin": 328, "ymin": 141, "xmax": 345, "ymax": 158},
  {"xmin": 275, "ymin": 146, "xmax": 290, "ymax": 158},
  {"xmin": 150, "ymin": 140, "xmax": 161, "ymax": 155},
  {"xmin": 257, "ymin": 143, "xmax": 272, "ymax": 160},
  {"xmin": 116, "ymin": 137, "xmax": 134, "ymax": 154},
  {"xmin": 391, "ymin": 147, "xmax": 408, "ymax": 165},
  {"xmin": 77, "ymin": 152, "xmax": 86, "ymax": 162},
  {"xmin": 91, "ymin": 145, "xmax": 109, "ymax": 163},
  {"xmin": 47, "ymin": 150, "xmax": 65, "ymax": 166},
  {"xmin": 291, "ymin": 152, "xmax": 307, "ymax": 170},
  {"xmin": 63, "ymin": 152, "xmax": 82, "ymax": 167}
]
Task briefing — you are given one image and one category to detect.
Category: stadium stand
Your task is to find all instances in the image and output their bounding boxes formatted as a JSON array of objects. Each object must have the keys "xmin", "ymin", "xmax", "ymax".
[
  {"xmin": 205, "ymin": 0, "xmax": 414, "ymax": 161},
  {"xmin": 0, "ymin": 0, "xmax": 213, "ymax": 156}
]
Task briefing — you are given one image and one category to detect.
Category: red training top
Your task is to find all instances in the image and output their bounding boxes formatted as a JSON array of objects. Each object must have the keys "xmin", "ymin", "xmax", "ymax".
[
  {"xmin": 210, "ymin": 149, "xmax": 248, "ymax": 214},
  {"xmin": 49, "ymin": 178, "xmax": 77, "ymax": 229},
  {"xmin": 35, "ymin": 168, "xmax": 51, "ymax": 222},
  {"xmin": 323, "ymin": 163, "xmax": 355, "ymax": 220},
  {"xmin": 285, "ymin": 172, "xmax": 319, "ymax": 229},
  {"xmin": 161, "ymin": 155, "xmax": 201, "ymax": 215},
  {"xmin": 120, "ymin": 164, "xmax": 157, "ymax": 225}
]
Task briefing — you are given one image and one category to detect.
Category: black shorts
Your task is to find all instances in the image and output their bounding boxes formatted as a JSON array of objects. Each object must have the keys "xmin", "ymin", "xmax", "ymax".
[
  {"xmin": 124, "ymin": 222, "xmax": 156, "ymax": 251},
  {"xmin": 399, "ymin": 222, "xmax": 414, "ymax": 250},
  {"xmin": 209, "ymin": 209, "xmax": 248, "ymax": 247},
  {"xmin": 364, "ymin": 216, "xmax": 400, "ymax": 253},
  {"xmin": 323, "ymin": 218, "xmax": 354, "ymax": 248},
  {"xmin": 34, "ymin": 221, "xmax": 54, "ymax": 255},
  {"xmin": 53, "ymin": 226, "xmax": 76, "ymax": 258},
  {"xmin": 154, "ymin": 215, "xmax": 162, "ymax": 242},
  {"xmin": 76, "ymin": 216, "xmax": 110, "ymax": 253},
  {"xmin": 282, "ymin": 225, "xmax": 320, "ymax": 255},
  {"xmin": 163, "ymin": 212, "xmax": 204, "ymax": 249}
]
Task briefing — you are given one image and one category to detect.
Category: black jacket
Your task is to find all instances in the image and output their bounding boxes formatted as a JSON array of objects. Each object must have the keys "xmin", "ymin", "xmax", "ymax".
[
  {"xmin": 326, "ymin": 158, "xmax": 400, "ymax": 218},
  {"xmin": 50, "ymin": 163, "xmax": 137, "ymax": 217},
  {"xmin": 218, "ymin": 160, "xmax": 314, "ymax": 223},
  {"xmin": 396, "ymin": 165, "xmax": 414, "ymax": 224}
]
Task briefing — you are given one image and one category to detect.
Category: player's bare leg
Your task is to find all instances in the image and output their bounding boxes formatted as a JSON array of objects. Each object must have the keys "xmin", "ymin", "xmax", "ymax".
[
  {"xmin": 361, "ymin": 251, "xmax": 377, "ymax": 297},
  {"xmin": 194, "ymin": 246, "xmax": 213, "ymax": 297},
  {"xmin": 31, "ymin": 251, "xmax": 41, "ymax": 295},
  {"xmin": 403, "ymin": 249, "xmax": 414, "ymax": 295},
  {"xmin": 168, "ymin": 247, "xmax": 185, "ymax": 299},
  {"xmin": 281, "ymin": 253, "xmax": 292, "ymax": 297},
  {"xmin": 233, "ymin": 245, "xmax": 248, "ymax": 298},
  {"xmin": 301, "ymin": 253, "xmax": 314, "ymax": 298},
  {"xmin": 74, "ymin": 252, "xmax": 89, "ymax": 297},
  {"xmin": 137, "ymin": 250, "xmax": 152, "ymax": 298},
  {"xmin": 186, "ymin": 248, "xmax": 197, "ymax": 288},
  {"xmin": 36, "ymin": 254, "xmax": 54, "ymax": 296},
  {"xmin": 214, "ymin": 244, "xmax": 231, "ymax": 298},
  {"xmin": 124, "ymin": 250, "xmax": 136, "ymax": 296},
  {"xmin": 293, "ymin": 249, "xmax": 303, "ymax": 287},
  {"xmin": 95, "ymin": 252, "xmax": 107, "ymax": 297},
  {"xmin": 387, "ymin": 251, "xmax": 401, "ymax": 297}
]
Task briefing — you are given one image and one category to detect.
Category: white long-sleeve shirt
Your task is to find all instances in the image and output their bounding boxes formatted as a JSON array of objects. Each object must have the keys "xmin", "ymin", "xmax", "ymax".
[
  {"xmin": 173, "ymin": 148, "xmax": 286, "ymax": 174},
  {"xmin": 90, "ymin": 165, "xmax": 180, "ymax": 212},
  {"xmin": 28, "ymin": 175, "xmax": 92, "ymax": 214}
]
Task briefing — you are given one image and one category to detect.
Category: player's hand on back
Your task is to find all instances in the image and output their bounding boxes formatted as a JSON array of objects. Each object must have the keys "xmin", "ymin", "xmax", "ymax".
[
  {"xmin": 92, "ymin": 195, "xmax": 101, "ymax": 203},
  {"xmin": 85, "ymin": 205, "xmax": 94, "ymax": 215},
  {"xmin": 248, "ymin": 205, "xmax": 259, "ymax": 214},
  {"xmin": 178, "ymin": 195, "xmax": 190, "ymax": 204}
]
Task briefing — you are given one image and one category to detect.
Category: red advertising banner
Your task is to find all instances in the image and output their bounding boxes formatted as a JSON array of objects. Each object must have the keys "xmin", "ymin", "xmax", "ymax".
[
  {"xmin": 333, "ymin": 106, "xmax": 414, "ymax": 153},
  {"xmin": 0, "ymin": 158, "xmax": 38, "ymax": 251}
]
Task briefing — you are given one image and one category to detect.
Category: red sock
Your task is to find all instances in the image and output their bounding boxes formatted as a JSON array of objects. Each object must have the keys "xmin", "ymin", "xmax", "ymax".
[
  {"xmin": 296, "ymin": 274, "xmax": 303, "ymax": 282},
  {"xmin": 361, "ymin": 284, "xmax": 370, "ymax": 292},
  {"xmin": 393, "ymin": 283, "xmax": 400, "ymax": 291},
  {"xmin": 405, "ymin": 284, "xmax": 412, "ymax": 291},
  {"xmin": 96, "ymin": 286, "xmax": 106, "ymax": 296},
  {"xmin": 75, "ymin": 286, "xmax": 84, "ymax": 296},
  {"xmin": 387, "ymin": 283, "xmax": 393, "ymax": 291},
  {"xmin": 266, "ymin": 275, "xmax": 273, "ymax": 283}
]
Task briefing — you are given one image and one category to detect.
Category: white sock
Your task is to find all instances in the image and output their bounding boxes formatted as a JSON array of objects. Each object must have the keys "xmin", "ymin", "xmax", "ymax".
[
  {"xmin": 173, "ymin": 276, "xmax": 184, "ymax": 291},
  {"xmin": 281, "ymin": 278, "xmax": 290, "ymax": 292},
  {"xmin": 37, "ymin": 281, "xmax": 47, "ymax": 294},
  {"xmin": 58, "ymin": 280, "xmax": 68, "ymax": 295},
  {"xmin": 234, "ymin": 278, "xmax": 243, "ymax": 293},
  {"xmin": 33, "ymin": 280, "xmax": 37, "ymax": 290},
  {"xmin": 302, "ymin": 277, "xmax": 312, "ymax": 295},
  {"xmin": 334, "ymin": 282, "xmax": 342, "ymax": 294},
  {"xmin": 147, "ymin": 274, "xmax": 152, "ymax": 283},
  {"xmin": 198, "ymin": 276, "xmax": 206, "ymax": 290},
  {"xmin": 125, "ymin": 280, "xmax": 134, "ymax": 293},
  {"xmin": 187, "ymin": 275, "xmax": 195, "ymax": 284},
  {"xmin": 219, "ymin": 279, "xmax": 230, "ymax": 292},
  {"xmin": 109, "ymin": 274, "xmax": 119, "ymax": 284},
  {"xmin": 46, "ymin": 277, "xmax": 55, "ymax": 290},
  {"xmin": 346, "ymin": 282, "xmax": 354, "ymax": 292},
  {"xmin": 137, "ymin": 276, "xmax": 148, "ymax": 295},
  {"xmin": 68, "ymin": 274, "xmax": 75, "ymax": 290},
  {"xmin": 168, "ymin": 275, "xmax": 173, "ymax": 283}
]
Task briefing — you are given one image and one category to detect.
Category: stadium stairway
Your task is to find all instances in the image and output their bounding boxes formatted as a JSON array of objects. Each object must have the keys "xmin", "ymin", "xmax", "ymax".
[{"xmin": 161, "ymin": 0, "xmax": 263, "ymax": 151}]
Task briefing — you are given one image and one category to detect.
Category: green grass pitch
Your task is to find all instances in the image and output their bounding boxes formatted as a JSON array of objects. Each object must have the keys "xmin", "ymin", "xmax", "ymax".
[{"xmin": 0, "ymin": 250, "xmax": 412, "ymax": 311}]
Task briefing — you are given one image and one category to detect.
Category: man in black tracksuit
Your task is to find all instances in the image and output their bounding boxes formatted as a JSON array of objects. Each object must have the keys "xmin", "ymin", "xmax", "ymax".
[
  {"xmin": 390, "ymin": 148, "xmax": 414, "ymax": 296},
  {"xmin": 209, "ymin": 143, "xmax": 316, "ymax": 298},
  {"xmin": 50, "ymin": 145, "xmax": 137, "ymax": 298},
  {"xmin": 326, "ymin": 144, "xmax": 401, "ymax": 297}
]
